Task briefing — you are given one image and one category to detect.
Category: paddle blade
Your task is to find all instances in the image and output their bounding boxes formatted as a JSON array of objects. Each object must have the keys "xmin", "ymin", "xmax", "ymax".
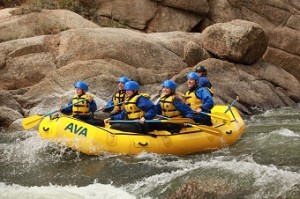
[
  {"xmin": 211, "ymin": 112, "xmax": 231, "ymax": 124},
  {"xmin": 22, "ymin": 115, "xmax": 43, "ymax": 130},
  {"xmin": 189, "ymin": 124, "xmax": 222, "ymax": 135}
]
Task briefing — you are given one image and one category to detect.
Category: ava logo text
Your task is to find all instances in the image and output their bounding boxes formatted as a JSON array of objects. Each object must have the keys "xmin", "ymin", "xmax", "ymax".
[{"xmin": 64, "ymin": 123, "xmax": 88, "ymax": 137}]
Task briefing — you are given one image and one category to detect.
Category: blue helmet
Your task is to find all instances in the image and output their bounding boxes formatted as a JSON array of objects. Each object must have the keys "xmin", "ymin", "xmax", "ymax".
[
  {"xmin": 124, "ymin": 81, "xmax": 139, "ymax": 91},
  {"xmin": 118, "ymin": 76, "xmax": 130, "ymax": 84},
  {"xmin": 74, "ymin": 81, "xmax": 88, "ymax": 91},
  {"xmin": 162, "ymin": 80, "xmax": 176, "ymax": 90},
  {"xmin": 187, "ymin": 72, "xmax": 199, "ymax": 81}
]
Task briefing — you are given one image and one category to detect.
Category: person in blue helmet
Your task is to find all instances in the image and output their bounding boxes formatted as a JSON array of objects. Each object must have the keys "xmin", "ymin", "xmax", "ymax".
[
  {"xmin": 195, "ymin": 65, "xmax": 213, "ymax": 95},
  {"xmin": 185, "ymin": 72, "xmax": 214, "ymax": 126},
  {"xmin": 154, "ymin": 80, "xmax": 194, "ymax": 133},
  {"xmin": 98, "ymin": 76, "xmax": 130, "ymax": 116},
  {"xmin": 60, "ymin": 81, "xmax": 104, "ymax": 126},
  {"xmin": 104, "ymin": 80, "xmax": 156, "ymax": 134}
]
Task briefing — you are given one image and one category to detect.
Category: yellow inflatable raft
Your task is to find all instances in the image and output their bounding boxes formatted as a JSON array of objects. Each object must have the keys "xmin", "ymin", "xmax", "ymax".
[{"xmin": 38, "ymin": 105, "xmax": 246, "ymax": 155}]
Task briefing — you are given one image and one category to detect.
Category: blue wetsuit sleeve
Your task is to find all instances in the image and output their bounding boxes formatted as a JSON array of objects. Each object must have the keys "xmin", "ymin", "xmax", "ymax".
[
  {"xmin": 155, "ymin": 102, "xmax": 162, "ymax": 115},
  {"xmin": 173, "ymin": 97, "xmax": 193, "ymax": 118},
  {"xmin": 111, "ymin": 109, "xmax": 126, "ymax": 120},
  {"xmin": 89, "ymin": 100, "xmax": 97, "ymax": 113},
  {"xmin": 103, "ymin": 98, "xmax": 114, "ymax": 112},
  {"xmin": 60, "ymin": 100, "xmax": 73, "ymax": 115},
  {"xmin": 137, "ymin": 97, "xmax": 156, "ymax": 120},
  {"xmin": 195, "ymin": 88, "xmax": 214, "ymax": 111}
]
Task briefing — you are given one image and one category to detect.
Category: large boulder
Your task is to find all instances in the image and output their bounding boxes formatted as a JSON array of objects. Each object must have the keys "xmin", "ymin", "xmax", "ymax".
[
  {"xmin": 0, "ymin": 35, "xmax": 56, "ymax": 89},
  {"xmin": 206, "ymin": 0, "xmax": 300, "ymax": 82},
  {"xmin": 201, "ymin": 20, "xmax": 269, "ymax": 65},
  {"xmin": 147, "ymin": 5, "xmax": 203, "ymax": 32},
  {"xmin": 160, "ymin": 0, "xmax": 209, "ymax": 15},
  {"xmin": 263, "ymin": 27, "xmax": 300, "ymax": 81},
  {"xmin": 0, "ymin": 8, "xmax": 99, "ymax": 42},
  {"xmin": 96, "ymin": 0, "xmax": 206, "ymax": 32}
]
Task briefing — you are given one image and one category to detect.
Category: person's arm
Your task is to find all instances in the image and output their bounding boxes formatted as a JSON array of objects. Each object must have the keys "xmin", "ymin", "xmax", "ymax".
[
  {"xmin": 137, "ymin": 97, "xmax": 156, "ymax": 120},
  {"xmin": 196, "ymin": 88, "xmax": 214, "ymax": 111},
  {"xmin": 110, "ymin": 109, "xmax": 126, "ymax": 120},
  {"xmin": 154, "ymin": 101, "xmax": 162, "ymax": 115},
  {"xmin": 88, "ymin": 100, "xmax": 97, "ymax": 113},
  {"xmin": 102, "ymin": 98, "xmax": 114, "ymax": 112},
  {"xmin": 60, "ymin": 100, "xmax": 73, "ymax": 115},
  {"xmin": 173, "ymin": 97, "xmax": 193, "ymax": 118},
  {"xmin": 198, "ymin": 77, "xmax": 210, "ymax": 88}
]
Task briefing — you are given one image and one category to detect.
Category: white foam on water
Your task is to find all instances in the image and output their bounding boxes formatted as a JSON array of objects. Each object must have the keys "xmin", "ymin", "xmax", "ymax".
[
  {"xmin": 261, "ymin": 107, "xmax": 300, "ymax": 117},
  {"xmin": 133, "ymin": 152, "xmax": 194, "ymax": 169},
  {"xmin": 0, "ymin": 182, "xmax": 135, "ymax": 199},
  {"xmin": 274, "ymin": 128, "xmax": 300, "ymax": 137},
  {"xmin": 124, "ymin": 165, "xmax": 197, "ymax": 196},
  {"xmin": 123, "ymin": 153, "xmax": 299, "ymax": 198},
  {"xmin": 1, "ymin": 130, "xmax": 53, "ymax": 165},
  {"xmin": 198, "ymin": 158, "xmax": 300, "ymax": 198}
]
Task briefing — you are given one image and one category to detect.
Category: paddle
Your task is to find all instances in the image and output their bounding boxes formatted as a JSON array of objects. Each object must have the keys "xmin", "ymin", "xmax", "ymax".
[
  {"xmin": 95, "ymin": 102, "xmax": 124, "ymax": 112},
  {"xmin": 109, "ymin": 118, "xmax": 195, "ymax": 124},
  {"xmin": 156, "ymin": 114, "xmax": 221, "ymax": 134},
  {"xmin": 199, "ymin": 111, "xmax": 230, "ymax": 124},
  {"xmin": 186, "ymin": 123, "xmax": 222, "ymax": 135},
  {"xmin": 225, "ymin": 96, "xmax": 239, "ymax": 113},
  {"xmin": 22, "ymin": 99, "xmax": 85, "ymax": 130}
]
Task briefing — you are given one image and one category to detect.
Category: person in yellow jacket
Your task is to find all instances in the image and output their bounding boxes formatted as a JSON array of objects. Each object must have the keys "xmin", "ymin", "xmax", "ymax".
[
  {"xmin": 185, "ymin": 72, "xmax": 214, "ymax": 126},
  {"xmin": 98, "ymin": 76, "xmax": 129, "ymax": 116},
  {"xmin": 154, "ymin": 80, "xmax": 193, "ymax": 133},
  {"xmin": 104, "ymin": 81, "xmax": 156, "ymax": 134},
  {"xmin": 60, "ymin": 81, "xmax": 104, "ymax": 126}
]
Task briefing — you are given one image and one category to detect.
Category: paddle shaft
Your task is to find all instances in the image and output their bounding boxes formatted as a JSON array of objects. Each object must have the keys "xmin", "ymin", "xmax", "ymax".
[
  {"xmin": 156, "ymin": 115, "xmax": 221, "ymax": 134},
  {"xmin": 96, "ymin": 102, "xmax": 124, "ymax": 112},
  {"xmin": 55, "ymin": 99, "xmax": 86, "ymax": 115},
  {"xmin": 156, "ymin": 114, "xmax": 222, "ymax": 134},
  {"xmin": 200, "ymin": 111, "xmax": 229, "ymax": 122},
  {"xmin": 110, "ymin": 118, "xmax": 195, "ymax": 124},
  {"xmin": 225, "ymin": 96, "xmax": 239, "ymax": 113},
  {"xmin": 190, "ymin": 110, "xmax": 230, "ymax": 123},
  {"xmin": 199, "ymin": 111, "xmax": 213, "ymax": 117},
  {"xmin": 156, "ymin": 114, "xmax": 169, "ymax": 119},
  {"xmin": 22, "ymin": 99, "xmax": 85, "ymax": 130}
]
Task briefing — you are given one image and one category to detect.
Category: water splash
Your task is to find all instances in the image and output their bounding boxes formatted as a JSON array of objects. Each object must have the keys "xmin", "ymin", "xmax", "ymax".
[{"xmin": 0, "ymin": 182, "xmax": 135, "ymax": 199}]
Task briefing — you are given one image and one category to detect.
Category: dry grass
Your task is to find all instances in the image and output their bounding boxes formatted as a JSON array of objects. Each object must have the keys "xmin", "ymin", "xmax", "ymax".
[{"xmin": 2, "ymin": 0, "xmax": 97, "ymax": 17}]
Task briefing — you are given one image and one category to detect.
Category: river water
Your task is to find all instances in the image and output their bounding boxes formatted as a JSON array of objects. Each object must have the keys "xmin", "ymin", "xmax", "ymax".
[{"xmin": 0, "ymin": 105, "xmax": 299, "ymax": 199}]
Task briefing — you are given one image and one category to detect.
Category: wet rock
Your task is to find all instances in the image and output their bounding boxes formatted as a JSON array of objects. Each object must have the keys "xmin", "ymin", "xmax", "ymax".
[
  {"xmin": 7, "ymin": 118, "xmax": 23, "ymax": 132},
  {"xmin": 0, "ymin": 90, "xmax": 23, "ymax": 114},
  {"xmin": 0, "ymin": 106, "xmax": 23, "ymax": 127},
  {"xmin": 167, "ymin": 179, "xmax": 246, "ymax": 199}
]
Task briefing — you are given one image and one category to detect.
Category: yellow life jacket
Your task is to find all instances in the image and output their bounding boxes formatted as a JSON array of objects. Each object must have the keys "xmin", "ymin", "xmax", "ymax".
[
  {"xmin": 160, "ymin": 95, "xmax": 182, "ymax": 118},
  {"xmin": 72, "ymin": 94, "xmax": 90, "ymax": 116},
  {"xmin": 185, "ymin": 90, "xmax": 203, "ymax": 110},
  {"xmin": 124, "ymin": 94, "xmax": 145, "ymax": 120},
  {"xmin": 112, "ymin": 90, "xmax": 127, "ymax": 112}
]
